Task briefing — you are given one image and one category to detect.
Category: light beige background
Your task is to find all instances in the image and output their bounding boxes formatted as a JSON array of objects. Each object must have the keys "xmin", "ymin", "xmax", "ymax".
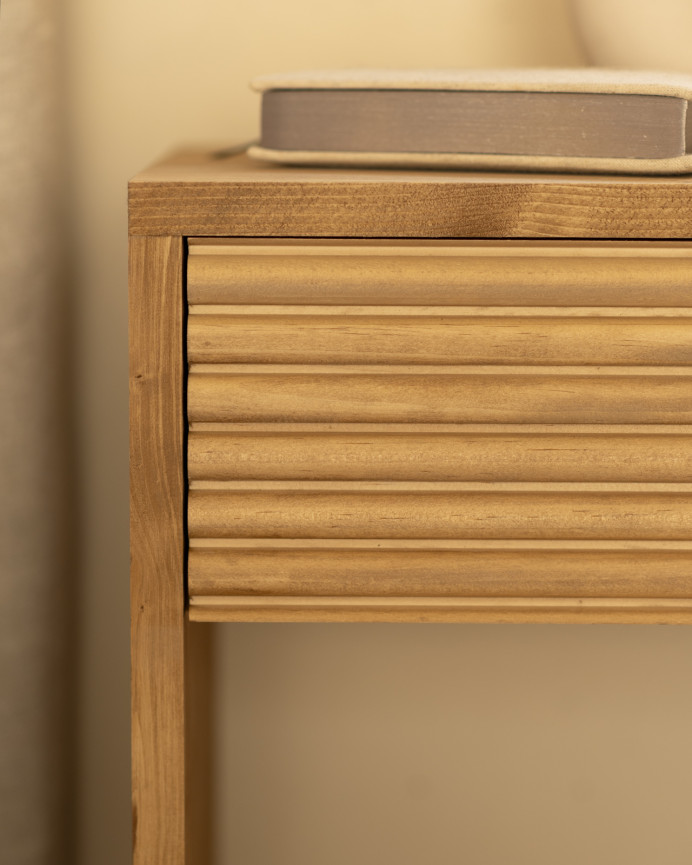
[
  {"xmin": 61, "ymin": 2, "xmax": 692, "ymax": 863},
  {"xmin": 571, "ymin": 0, "xmax": 692, "ymax": 71},
  {"xmin": 0, "ymin": 1, "xmax": 74, "ymax": 863}
]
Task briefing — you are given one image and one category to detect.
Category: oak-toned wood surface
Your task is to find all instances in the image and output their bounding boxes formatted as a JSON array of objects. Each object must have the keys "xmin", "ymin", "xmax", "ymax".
[
  {"xmin": 130, "ymin": 236, "xmax": 209, "ymax": 865},
  {"xmin": 188, "ymin": 543, "xmax": 692, "ymax": 598},
  {"xmin": 188, "ymin": 241, "xmax": 692, "ymax": 306},
  {"xmin": 187, "ymin": 238, "xmax": 692, "ymax": 624},
  {"xmin": 130, "ymin": 150, "xmax": 692, "ymax": 238},
  {"xmin": 188, "ymin": 312, "xmax": 692, "ymax": 365},
  {"xmin": 188, "ymin": 365, "xmax": 692, "ymax": 424},
  {"xmin": 130, "ymin": 153, "xmax": 692, "ymax": 865},
  {"xmin": 188, "ymin": 595, "xmax": 692, "ymax": 624},
  {"xmin": 188, "ymin": 484, "xmax": 692, "ymax": 540},
  {"xmin": 188, "ymin": 427, "xmax": 692, "ymax": 482}
]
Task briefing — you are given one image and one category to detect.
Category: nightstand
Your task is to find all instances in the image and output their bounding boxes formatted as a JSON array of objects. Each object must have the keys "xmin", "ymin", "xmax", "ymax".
[{"xmin": 129, "ymin": 150, "xmax": 692, "ymax": 865}]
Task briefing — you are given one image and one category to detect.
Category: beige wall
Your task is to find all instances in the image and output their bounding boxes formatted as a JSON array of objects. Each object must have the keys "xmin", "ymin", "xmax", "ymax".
[
  {"xmin": 65, "ymin": 2, "xmax": 692, "ymax": 864},
  {"xmin": 0, "ymin": 1, "xmax": 74, "ymax": 863}
]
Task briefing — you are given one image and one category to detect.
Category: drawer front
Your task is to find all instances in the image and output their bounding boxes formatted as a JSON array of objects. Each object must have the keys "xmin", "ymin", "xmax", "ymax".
[{"xmin": 186, "ymin": 240, "xmax": 692, "ymax": 622}]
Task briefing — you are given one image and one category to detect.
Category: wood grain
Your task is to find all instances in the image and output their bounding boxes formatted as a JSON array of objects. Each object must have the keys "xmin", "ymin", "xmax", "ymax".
[
  {"xmin": 188, "ymin": 486, "xmax": 692, "ymax": 540},
  {"xmin": 188, "ymin": 430, "xmax": 692, "ymax": 482},
  {"xmin": 130, "ymin": 236, "xmax": 186, "ymax": 865},
  {"xmin": 188, "ymin": 313, "xmax": 692, "ymax": 365},
  {"xmin": 129, "ymin": 153, "xmax": 692, "ymax": 863},
  {"xmin": 130, "ymin": 237, "xmax": 210, "ymax": 865},
  {"xmin": 188, "ymin": 595, "xmax": 692, "ymax": 624},
  {"xmin": 129, "ymin": 150, "xmax": 692, "ymax": 238},
  {"xmin": 188, "ymin": 545, "xmax": 692, "ymax": 598},
  {"xmin": 187, "ymin": 366, "xmax": 692, "ymax": 424},
  {"xmin": 188, "ymin": 244, "xmax": 692, "ymax": 307}
]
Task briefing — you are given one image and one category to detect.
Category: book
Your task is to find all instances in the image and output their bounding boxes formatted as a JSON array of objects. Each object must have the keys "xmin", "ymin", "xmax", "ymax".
[{"xmin": 248, "ymin": 68, "xmax": 692, "ymax": 174}]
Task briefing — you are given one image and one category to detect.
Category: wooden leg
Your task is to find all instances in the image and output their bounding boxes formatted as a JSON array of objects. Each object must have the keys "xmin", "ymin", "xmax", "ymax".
[{"xmin": 130, "ymin": 235, "xmax": 191, "ymax": 864}]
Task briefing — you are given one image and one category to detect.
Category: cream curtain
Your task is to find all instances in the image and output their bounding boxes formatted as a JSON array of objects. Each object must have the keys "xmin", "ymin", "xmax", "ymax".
[{"xmin": 0, "ymin": 1, "xmax": 74, "ymax": 863}]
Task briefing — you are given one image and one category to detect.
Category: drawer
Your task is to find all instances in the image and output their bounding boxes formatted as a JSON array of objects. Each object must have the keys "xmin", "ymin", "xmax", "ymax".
[{"xmin": 186, "ymin": 240, "xmax": 692, "ymax": 622}]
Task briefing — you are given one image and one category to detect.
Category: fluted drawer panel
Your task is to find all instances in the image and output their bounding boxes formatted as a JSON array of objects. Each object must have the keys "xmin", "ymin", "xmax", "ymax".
[
  {"xmin": 188, "ymin": 542, "xmax": 692, "ymax": 598},
  {"xmin": 188, "ymin": 366, "xmax": 692, "ymax": 424},
  {"xmin": 188, "ymin": 483, "xmax": 692, "ymax": 540},
  {"xmin": 186, "ymin": 240, "xmax": 692, "ymax": 623},
  {"xmin": 187, "ymin": 241, "xmax": 692, "ymax": 306},
  {"xmin": 188, "ymin": 312, "xmax": 692, "ymax": 366},
  {"xmin": 188, "ymin": 427, "xmax": 692, "ymax": 482}
]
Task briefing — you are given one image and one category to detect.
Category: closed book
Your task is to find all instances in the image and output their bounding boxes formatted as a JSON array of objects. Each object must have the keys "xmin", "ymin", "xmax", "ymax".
[{"xmin": 249, "ymin": 68, "xmax": 692, "ymax": 174}]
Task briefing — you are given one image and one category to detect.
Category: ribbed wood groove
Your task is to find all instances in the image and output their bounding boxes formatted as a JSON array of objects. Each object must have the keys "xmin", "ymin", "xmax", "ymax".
[
  {"xmin": 188, "ymin": 539, "xmax": 692, "ymax": 550},
  {"xmin": 188, "ymin": 596, "xmax": 692, "ymax": 624},
  {"xmin": 189, "ymin": 423, "xmax": 692, "ymax": 433},
  {"xmin": 187, "ymin": 247, "xmax": 692, "ymax": 307},
  {"xmin": 188, "ymin": 313, "xmax": 692, "ymax": 365},
  {"xmin": 188, "ymin": 547, "xmax": 692, "ymax": 598},
  {"xmin": 188, "ymin": 431, "xmax": 692, "ymax": 482},
  {"xmin": 189, "ymin": 363, "xmax": 692, "ymax": 375},
  {"xmin": 190, "ymin": 596, "xmax": 692, "ymax": 611},
  {"xmin": 189, "ymin": 480, "xmax": 692, "ymax": 492},
  {"xmin": 188, "ymin": 368, "xmax": 692, "ymax": 424},
  {"xmin": 188, "ymin": 489, "xmax": 692, "ymax": 540},
  {"xmin": 188, "ymin": 306, "xmax": 692, "ymax": 318},
  {"xmin": 188, "ymin": 239, "xmax": 692, "ymax": 256}
]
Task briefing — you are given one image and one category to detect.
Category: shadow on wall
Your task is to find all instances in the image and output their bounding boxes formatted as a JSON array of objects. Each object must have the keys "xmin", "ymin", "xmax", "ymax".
[{"xmin": 0, "ymin": 1, "xmax": 78, "ymax": 864}]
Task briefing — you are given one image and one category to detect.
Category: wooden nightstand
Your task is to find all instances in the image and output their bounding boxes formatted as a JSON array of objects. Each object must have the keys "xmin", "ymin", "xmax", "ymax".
[{"xmin": 129, "ymin": 150, "xmax": 692, "ymax": 865}]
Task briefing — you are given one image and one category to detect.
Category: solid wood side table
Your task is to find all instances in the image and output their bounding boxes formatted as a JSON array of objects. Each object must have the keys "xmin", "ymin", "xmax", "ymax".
[{"xmin": 129, "ymin": 150, "xmax": 692, "ymax": 865}]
